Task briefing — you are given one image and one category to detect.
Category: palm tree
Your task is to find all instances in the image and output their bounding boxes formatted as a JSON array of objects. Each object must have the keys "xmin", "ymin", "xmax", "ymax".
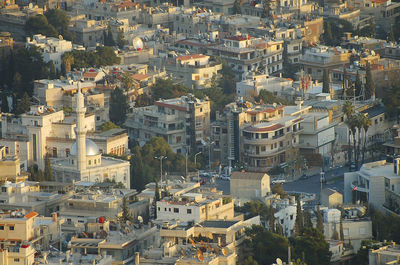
[
  {"xmin": 348, "ymin": 116, "xmax": 358, "ymax": 167},
  {"xmin": 355, "ymin": 113, "xmax": 364, "ymax": 168},
  {"xmin": 361, "ymin": 114, "xmax": 372, "ymax": 164},
  {"xmin": 343, "ymin": 101, "xmax": 355, "ymax": 165},
  {"xmin": 62, "ymin": 52, "xmax": 74, "ymax": 74}
]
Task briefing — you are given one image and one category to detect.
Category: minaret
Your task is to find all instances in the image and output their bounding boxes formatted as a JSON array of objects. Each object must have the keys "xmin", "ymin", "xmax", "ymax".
[{"xmin": 76, "ymin": 81, "xmax": 86, "ymax": 172}]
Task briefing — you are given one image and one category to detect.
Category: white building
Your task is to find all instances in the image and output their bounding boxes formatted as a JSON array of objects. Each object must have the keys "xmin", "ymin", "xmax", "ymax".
[
  {"xmin": 51, "ymin": 83, "xmax": 130, "ymax": 188},
  {"xmin": 236, "ymin": 74, "xmax": 293, "ymax": 98},
  {"xmin": 273, "ymin": 196, "xmax": 298, "ymax": 237},
  {"xmin": 344, "ymin": 160, "xmax": 400, "ymax": 213},
  {"xmin": 156, "ymin": 192, "xmax": 234, "ymax": 223},
  {"xmin": 25, "ymin": 34, "xmax": 81, "ymax": 71}
]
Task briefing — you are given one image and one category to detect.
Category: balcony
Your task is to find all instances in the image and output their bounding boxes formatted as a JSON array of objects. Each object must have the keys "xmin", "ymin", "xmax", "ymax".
[
  {"xmin": 351, "ymin": 181, "xmax": 369, "ymax": 193},
  {"xmin": 244, "ymin": 146, "xmax": 286, "ymax": 157}
]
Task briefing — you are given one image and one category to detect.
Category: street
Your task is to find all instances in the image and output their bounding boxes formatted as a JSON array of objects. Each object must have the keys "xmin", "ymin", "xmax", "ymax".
[
  {"xmin": 214, "ymin": 166, "xmax": 349, "ymax": 197},
  {"xmin": 283, "ymin": 166, "xmax": 348, "ymax": 196}
]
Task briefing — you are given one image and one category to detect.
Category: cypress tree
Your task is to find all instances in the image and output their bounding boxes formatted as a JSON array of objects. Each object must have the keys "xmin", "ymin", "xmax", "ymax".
[
  {"xmin": 295, "ymin": 199, "xmax": 303, "ymax": 236},
  {"xmin": 269, "ymin": 206, "xmax": 276, "ymax": 233},
  {"xmin": 339, "ymin": 214, "xmax": 344, "ymax": 241},
  {"xmin": 316, "ymin": 205, "xmax": 324, "ymax": 235},
  {"xmin": 304, "ymin": 209, "xmax": 312, "ymax": 228},
  {"xmin": 44, "ymin": 153, "xmax": 53, "ymax": 181},
  {"xmin": 355, "ymin": 71, "xmax": 362, "ymax": 97},
  {"xmin": 322, "ymin": 69, "xmax": 330, "ymax": 93},
  {"xmin": 365, "ymin": 63, "xmax": 375, "ymax": 99}
]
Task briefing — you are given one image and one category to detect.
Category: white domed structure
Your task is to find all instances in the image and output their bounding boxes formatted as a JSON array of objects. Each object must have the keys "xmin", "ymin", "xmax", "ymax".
[{"xmin": 70, "ymin": 139, "xmax": 100, "ymax": 156}]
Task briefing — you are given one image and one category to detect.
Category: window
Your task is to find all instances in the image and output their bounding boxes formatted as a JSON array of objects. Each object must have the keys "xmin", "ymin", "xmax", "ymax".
[
  {"xmin": 174, "ymin": 208, "xmax": 179, "ymax": 213},
  {"xmin": 290, "ymin": 215, "xmax": 293, "ymax": 220},
  {"xmin": 359, "ymin": 227, "xmax": 366, "ymax": 235},
  {"xmin": 0, "ymin": 225, "xmax": 4, "ymax": 230},
  {"xmin": 14, "ymin": 258, "xmax": 19, "ymax": 262},
  {"xmin": 158, "ymin": 207, "xmax": 160, "ymax": 211},
  {"xmin": 187, "ymin": 209, "xmax": 192, "ymax": 214},
  {"xmin": 9, "ymin": 226, "xmax": 14, "ymax": 230}
]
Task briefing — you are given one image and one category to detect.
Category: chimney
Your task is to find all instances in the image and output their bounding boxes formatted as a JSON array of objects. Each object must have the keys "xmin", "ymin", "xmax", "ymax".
[
  {"xmin": 52, "ymin": 212, "xmax": 58, "ymax": 222},
  {"xmin": 135, "ymin": 252, "xmax": 140, "ymax": 265}
]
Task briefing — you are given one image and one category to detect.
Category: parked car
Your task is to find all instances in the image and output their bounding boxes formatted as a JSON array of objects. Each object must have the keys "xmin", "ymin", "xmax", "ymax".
[
  {"xmin": 220, "ymin": 175, "xmax": 230, "ymax": 181},
  {"xmin": 300, "ymin": 174, "xmax": 308, "ymax": 180}
]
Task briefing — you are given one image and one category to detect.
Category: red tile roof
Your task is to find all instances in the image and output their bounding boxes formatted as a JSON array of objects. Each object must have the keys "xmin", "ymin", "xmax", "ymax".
[
  {"xmin": 25, "ymin": 211, "xmax": 38, "ymax": 219},
  {"xmin": 155, "ymin": 101, "xmax": 187, "ymax": 111},
  {"xmin": 132, "ymin": 73, "xmax": 150, "ymax": 81},
  {"xmin": 176, "ymin": 54, "xmax": 208, "ymax": 61}
]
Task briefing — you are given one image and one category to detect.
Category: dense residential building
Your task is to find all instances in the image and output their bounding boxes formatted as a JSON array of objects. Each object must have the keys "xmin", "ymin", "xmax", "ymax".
[
  {"xmin": 156, "ymin": 192, "xmax": 234, "ymax": 223},
  {"xmin": 152, "ymin": 53, "xmax": 222, "ymax": 89},
  {"xmin": 300, "ymin": 46, "xmax": 351, "ymax": 81},
  {"xmin": 25, "ymin": 34, "xmax": 82, "ymax": 71},
  {"xmin": 125, "ymin": 94, "xmax": 210, "ymax": 154}
]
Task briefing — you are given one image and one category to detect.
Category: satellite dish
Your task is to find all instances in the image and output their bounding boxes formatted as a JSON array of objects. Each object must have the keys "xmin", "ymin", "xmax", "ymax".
[
  {"xmin": 137, "ymin": 216, "xmax": 143, "ymax": 223},
  {"xmin": 276, "ymin": 258, "xmax": 283, "ymax": 265},
  {"xmin": 132, "ymin": 37, "xmax": 144, "ymax": 50}
]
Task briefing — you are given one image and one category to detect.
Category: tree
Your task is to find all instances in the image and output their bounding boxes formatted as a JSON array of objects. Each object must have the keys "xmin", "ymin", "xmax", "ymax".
[
  {"xmin": 100, "ymin": 121, "xmax": 120, "ymax": 132},
  {"xmin": 323, "ymin": 18, "xmax": 354, "ymax": 46},
  {"xmin": 121, "ymin": 72, "xmax": 135, "ymax": 91},
  {"xmin": 109, "ymin": 87, "xmax": 128, "ymax": 126},
  {"xmin": 233, "ymin": 0, "xmax": 242, "ymax": 14},
  {"xmin": 240, "ymin": 201, "xmax": 269, "ymax": 221},
  {"xmin": 117, "ymin": 29, "xmax": 128, "ymax": 49},
  {"xmin": 295, "ymin": 199, "xmax": 303, "ymax": 236},
  {"xmin": 316, "ymin": 205, "xmax": 324, "ymax": 235},
  {"xmin": 135, "ymin": 93, "xmax": 152, "ymax": 107},
  {"xmin": 120, "ymin": 197, "xmax": 133, "ymax": 223},
  {"xmin": 365, "ymin": 63, "xmax": 375, "ymax": 99},
  {"xmin": 355, "ymin": 71, "xmax": 362, "ymax": 97},
  {"xmin": 25, "ymin": 15, "xmax": 58, "ymax": 37},
  {"xmin": 256, "ymin": 90, "xmax": 291, "ymax": 105},
  {"xmin": 219, "ymin": 61, "xmax": 236, "ymax": 94},
  {"xmin": 104, "ymin": 26, "xmax": 116, "ymax": 47},
  {"xmin": 304, "ymin": 209, "xmax": 312, "ymax": 229},
  {"xmin": 61, "ymin": 52, "xmax": 74, "ymax": 74},
  {"xmin": 269, "ymin": 206, "xmax": 276, "ymax": 233},
  {"xmin": 44, "ymin": 153, "xmax": 53, "ymax": 181},
  {"xmin": 16, "ymin": 92, "xmax": 31, "ymax": 115},
  {"xmin": 322, "ymin": 69, "xmax": 330, "ymax": 93},
  {"xmin": 245, "ymin": 225, "xmax": 289, "ymax": 265},
  {"xmin": 361, "ymin": 114, "xmax": 372, "ymax": 165},
  {"xmin": 44, "ymin": 9, "xmax": 73, "ymax": 40},
  {"xmin": 261, "ymin": 0, "xmax": 271, "ymax": 18},
  {"xmin": 293, "ymin": 228, "xmax": 331, "ymax": 265},
  {"xmin": 271, "ymin": 183, "xmax": 287, "ymax": 198},
  {"xmin": 343, "ymin": 100, "xmax": 355, "ymax": 165},
  {"xmin": 1, "ymin": 92, "xmax": 9, "ymax": 113},
  {"xmin": 243, "ymin": 256, "xmax": 259, "ymax": 265},
  {"xmin": 151, "ymin": 79, "xmax": 189, "ymax": 100},
  {"xmin": 339, "ymin": 214, "xmax": 344, "ymax": 241}
]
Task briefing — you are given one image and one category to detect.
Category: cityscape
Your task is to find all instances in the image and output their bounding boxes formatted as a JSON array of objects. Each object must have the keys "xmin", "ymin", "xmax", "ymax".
[{"xmin": 1, "ymin": 0, "xmax": 400, "ymax": 264}]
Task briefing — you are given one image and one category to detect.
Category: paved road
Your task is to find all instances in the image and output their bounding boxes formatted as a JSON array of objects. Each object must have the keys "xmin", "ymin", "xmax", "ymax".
[
  {"xmin": 283, "ymin": 166, "xmax": 348, "ymax": 196},
  {"xmin": 213, "ymin": 166, "xmax": 349, "ymax": 196}
]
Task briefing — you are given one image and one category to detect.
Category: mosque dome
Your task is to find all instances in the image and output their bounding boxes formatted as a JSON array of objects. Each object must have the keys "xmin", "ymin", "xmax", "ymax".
[{"xmin": 70, "ymin": 139, "xmax": 100, "ymax": 156}]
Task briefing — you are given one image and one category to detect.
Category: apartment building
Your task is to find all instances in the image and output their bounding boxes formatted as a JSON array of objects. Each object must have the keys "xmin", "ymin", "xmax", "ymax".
[
  {"xmin": 140, "ymin": 217, "xmax": 260, "ymax": 265},
  {"xmin": 272, "ymin": 196, "xmax": 298, "ymax": 237},
  {"xmin": 69, "ymin": 19, "xmax": 107, "ymax": 48},
  {"xmin": 207, "ymin": 35, "xmax": 283, "ymax": 80},
  {"xmin": 242, "ymin": 114, "xmax": 303, "ymax": 172},
  {"xmin": 156, "ymin": 192, "xmax": 234, "ymax": 223},
  {"xmin": 125, "ymin": 95, "xmax": 210, "ymax": 154},
  {"xmin": 236, "ymin": 74, "xmax": 294, "ymax": 98},
  {"xmin": 0, "ymin": 180, "xmax": 68, "ymax": 216},
  {"xmin": 155, "ymin": 53, "xmax": 222, "ymax": 89},
  {"xmin": 25, "ymin": 34, "xmax": 78, "ymax": 71},
  {"xmin": 211, "ymin": 101, "xmax": 286, "ymax": 167},
  {"xmin": 300, "ymin": 46, "xmax": 351, "ymax": 81},
  {"xmin": 355, "ymin": 0, "xmax": 400, "ymax": 33}
]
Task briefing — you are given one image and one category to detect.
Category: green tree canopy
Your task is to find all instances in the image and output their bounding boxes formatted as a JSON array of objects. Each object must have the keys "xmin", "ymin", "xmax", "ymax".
[
  {"xmin": 16, "ymin": 92, "xmax": 31, "ymax": 115},
  {"xmin": 25, "ymin": 15, "xmax": 58, "ymax": 37},
  {"xmin": 245, "ymin": 225, "xmax": 289, "ymax": 265},
  {"xmin": 100, "ymin": 121, "xmax": 120, "ymax": 132},
  {"xmin": 292, "ymin": 228, "xmax": 331, "ymax": 265},
  {"xmin": 151, "ymin": 79, "xmax": 189, "ymax": 100},
  {"xmin": 44, "ymin": 9, "xmax": 73, "ymax": 40},
  {"xmin": 109, "ymin": 87, "xmax": 128, "ymax": 126}
]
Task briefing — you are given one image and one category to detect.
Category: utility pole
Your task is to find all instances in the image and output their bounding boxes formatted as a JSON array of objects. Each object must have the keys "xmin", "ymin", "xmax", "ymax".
[
  {"xmin": 154, "ymin": 156, "xmax": 167, "ymax": 191},
  {"xmin": 194, "ymin": 152, "xmax": 202, "ymax": 183}
]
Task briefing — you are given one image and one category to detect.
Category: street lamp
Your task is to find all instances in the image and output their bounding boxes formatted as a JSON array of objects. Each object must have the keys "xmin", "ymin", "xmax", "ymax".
[
  {"xmin": 320, "ymin": 170, "xmax": 325, "ymax": 192},
  {"xmin": 208, "ymin": 141, "xmax": 215, "ymax": 170},
  {"xmin": 154, "ymin": 156, "xmax": 167, "ymax": 191},
  {"xmin": 194, "ymin": 152, "xmax": 202, "ymax": 183}
]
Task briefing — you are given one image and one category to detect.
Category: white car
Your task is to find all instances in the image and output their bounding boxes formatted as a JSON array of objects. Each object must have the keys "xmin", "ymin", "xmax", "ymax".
[
  {"xmin": 271, "ymin": 179, "xmax": 286, "ymax": 184},
  {"xmin": 220, "ymin": 175, "xmax": 230, "ymax": 181}
]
